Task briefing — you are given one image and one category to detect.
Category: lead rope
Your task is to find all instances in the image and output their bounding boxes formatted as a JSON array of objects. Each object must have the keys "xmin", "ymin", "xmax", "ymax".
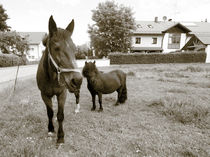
[{"xmin": 13, "ymin": 62, "xmax": 20, "ymax": 92}]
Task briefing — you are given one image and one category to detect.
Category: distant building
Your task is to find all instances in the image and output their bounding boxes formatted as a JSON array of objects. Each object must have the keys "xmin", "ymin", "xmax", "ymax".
[
  {"xmin": 131, "ymin": 18, "xmax": 210, "ymax": 62},
  {"xmin": 18, "ymin": 32, "xmax": 46, "ymax": 61}
]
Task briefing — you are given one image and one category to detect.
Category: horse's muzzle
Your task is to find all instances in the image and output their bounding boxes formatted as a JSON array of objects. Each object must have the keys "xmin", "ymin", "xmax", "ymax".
[{"xmin": 64, "ymin": 72, "xmax": 83, "ymax": 93}]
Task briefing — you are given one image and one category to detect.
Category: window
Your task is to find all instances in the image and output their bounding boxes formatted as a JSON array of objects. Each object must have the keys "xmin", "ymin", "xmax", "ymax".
[
  {"xmin": 168, "ymin": 33, "xmax": 181, "ymax": 49},
  {"xmin": 147, "ymin": 24, "xmax": 153, "ymax": 28},
  {"xmin": 135, "ymin": 37, "xmax": 141, "ymax": 44},
  {"xmin": 152, "ymin": 38, "xmax": 157, "ymax": 44}
]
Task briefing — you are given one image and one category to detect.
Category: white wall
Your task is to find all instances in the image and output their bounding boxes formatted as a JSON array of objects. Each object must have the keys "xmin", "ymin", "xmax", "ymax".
[
  {"xmin": 162, "ymin": 33, "xmax": 187, "ymax": 53},
  {"xmin": 26, "ymin": 43, "xmax": 45, "ymax": 61},
  {"xmin": 205, "ymin": 45, "xmax": 210, "ymax": 63},
  {"xmin": 132, "ymin": 35, "xmax": 162, "ymax": 48}
]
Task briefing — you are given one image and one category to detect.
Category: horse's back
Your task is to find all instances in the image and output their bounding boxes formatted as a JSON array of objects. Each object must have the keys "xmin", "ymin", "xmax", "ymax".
[{"xmin": 95, "ymin": 69, "xmax": 126, "ymax": 94}]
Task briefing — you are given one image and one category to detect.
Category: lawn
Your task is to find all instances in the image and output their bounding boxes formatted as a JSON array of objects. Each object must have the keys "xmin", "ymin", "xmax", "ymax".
[{"xmin": 0, "ymin": 63, "xmax": 210, "ymax": 157}]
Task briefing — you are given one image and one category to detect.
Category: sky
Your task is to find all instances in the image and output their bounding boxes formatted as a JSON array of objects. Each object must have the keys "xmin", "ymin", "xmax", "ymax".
[{"xmin": 1, "ymin": 0, "xmax": 210, "ymax": 45}]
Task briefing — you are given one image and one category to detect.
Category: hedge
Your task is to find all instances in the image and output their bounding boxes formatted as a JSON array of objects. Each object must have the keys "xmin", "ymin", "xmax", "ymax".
[
  {"xmin": 0, "ymin": 54, "xmax": 26, "ymax": 67},
  {"xmin": 108, "ymin": 52, "xmax": 206, "ymax": 64}
]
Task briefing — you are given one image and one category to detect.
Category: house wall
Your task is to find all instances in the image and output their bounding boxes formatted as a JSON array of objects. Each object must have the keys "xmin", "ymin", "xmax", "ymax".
[
  {"xmin": 162, "ymin": 33, "xmax": 187, "ymax": 53},
  {"xmin": 205, "ymin": 45, "xmax": 210, "ymax": 63},
  {"xmin": 132, "ymin": 35, "xmax": 162, "ymax": 48},
  {"xmin": 26, "ymin": 43, "xmax": 45, "ymax": 61}
]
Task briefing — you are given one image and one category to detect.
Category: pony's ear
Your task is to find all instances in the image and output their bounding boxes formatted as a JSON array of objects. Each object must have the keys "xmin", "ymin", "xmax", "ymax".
[
  {"xmin": 85, "ymin": 61, "xmax": 87, "ymax": 65},
  {"xmin": 93, "ymin": 60, "xmax": 96, "ymax": 64},
  {"xmin": 66, "ymin": 19, "xmax": 74, "ymax": 36},
  {"xmin": 49, "ymin": 15, "xmax": 57, "ymax": 37}
]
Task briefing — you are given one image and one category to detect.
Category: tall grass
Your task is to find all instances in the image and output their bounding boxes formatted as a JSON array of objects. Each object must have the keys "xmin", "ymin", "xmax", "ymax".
[{"xmin": 149, "ymin": 97, "xmax": 210, "ymax": 128}]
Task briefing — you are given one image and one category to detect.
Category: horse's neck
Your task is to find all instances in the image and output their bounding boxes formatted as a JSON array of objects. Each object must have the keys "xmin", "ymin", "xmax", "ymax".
[{"xmin": 43, "ymin": 49, "xmax": 55, "ymax": 81}]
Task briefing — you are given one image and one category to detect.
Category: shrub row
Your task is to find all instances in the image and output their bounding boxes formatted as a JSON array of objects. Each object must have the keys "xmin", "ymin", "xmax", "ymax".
[
  {"xmin": 108, "ymin": 52, "xmax": 206, "ymax": 64},
  {"xmin": 0, "ymin": 54, "xmax": 26, "ymax": 67}
]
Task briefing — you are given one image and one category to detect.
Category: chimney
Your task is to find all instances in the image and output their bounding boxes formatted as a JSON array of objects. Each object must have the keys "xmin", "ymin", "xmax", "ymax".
[{"xmin": 154, "ymin": 17, "xmax": 158, "ymax": 23}]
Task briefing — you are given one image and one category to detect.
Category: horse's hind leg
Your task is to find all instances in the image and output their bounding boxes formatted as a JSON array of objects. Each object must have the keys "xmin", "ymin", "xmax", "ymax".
[
  {"xmin": 98, "ymin": 93, "xmax": 103, "ymax": 112},
  {"xmin": 56, "ymin": 90, "xmax": 67, "ymax": 144},
  {"xmin": 74, "ymin": 91, "xmax": 80, "ymax": 113},
  {"xmin": 41, "ymin": 93, "xmax": 54, "ymax": 135},
  {"xmin": 115, "ymin": 87, "xmax": 123, "ymax": 106}
]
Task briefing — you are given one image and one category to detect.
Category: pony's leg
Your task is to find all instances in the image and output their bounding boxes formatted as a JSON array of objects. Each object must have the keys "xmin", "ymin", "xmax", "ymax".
[
  {"xmin": 41, "ymin": 93, "xmax": 54, "ymax": 135},
  {"xmin": 91, "ymin": 92, "xmax": 96, "ymax": 111},
  {"xmin": 74, "ymin": 91, "xmax": 80, "ymax": 113},
  {"xmin": 56, "ymin": 90, "xmax": 67, "ymax": 144},
  {"xmin": 116, "ymin": 87, "xmax": 123, "ymax": 106},
  {"xmin": 98, "ymin": 93, "xmax": 103, "ymax": 111}
]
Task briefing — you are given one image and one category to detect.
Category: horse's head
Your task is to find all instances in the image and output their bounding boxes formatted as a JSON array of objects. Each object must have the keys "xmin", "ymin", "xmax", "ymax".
[
  {"xmin": 47, "ymin": 16, "xmax": 82, "ymax": 92},
  {"xmin": 82, "ymin": 61, "xmax": 98, "ymax": 78}
]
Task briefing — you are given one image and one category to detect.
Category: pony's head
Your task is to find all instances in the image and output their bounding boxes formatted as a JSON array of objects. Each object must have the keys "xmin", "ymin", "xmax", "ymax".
[
  {"xmin": 46, "ymin": 16, "xmax": 82, "ymax": 92},
  {"xmin": 82, "ymin": 61, "xmax": 98, "ymax": 78}
]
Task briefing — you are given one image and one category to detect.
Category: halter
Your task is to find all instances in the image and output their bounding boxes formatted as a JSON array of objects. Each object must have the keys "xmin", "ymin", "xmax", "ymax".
[{"xmin": 47, "ymin": 44, "xmax": 81, "ymax": 84}]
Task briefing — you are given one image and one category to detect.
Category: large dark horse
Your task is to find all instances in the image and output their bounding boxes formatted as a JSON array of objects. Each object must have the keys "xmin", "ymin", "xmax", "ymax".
[
  {"xmin": 36, "ymin": 16, "xmax": 82, "ymax": 144},
  {"xmin": 82, "ymin": 61, "xmax": 127, "ymax": 111}
]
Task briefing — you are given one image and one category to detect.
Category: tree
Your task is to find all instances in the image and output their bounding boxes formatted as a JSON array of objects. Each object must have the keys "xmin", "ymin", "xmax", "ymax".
[
  {"xmin": 0, "ymin": 4, "xmax": 29, "ymax": 56},
  {"xmin": 0, "ymin": 4, "xmax": 10, "ymax": 31},
  {"xmin": 0, "ymin": 31, "xmax": 29, "ymax": 55},
  {"xmin": 88, "ymin": 0, "xmax": 135, "ymax": 57}
]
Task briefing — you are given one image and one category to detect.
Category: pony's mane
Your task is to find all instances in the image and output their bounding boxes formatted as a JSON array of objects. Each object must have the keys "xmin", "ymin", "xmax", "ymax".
[{"xmin": 82, "ymin": 62, "xmax": 99, "ymax": 78}]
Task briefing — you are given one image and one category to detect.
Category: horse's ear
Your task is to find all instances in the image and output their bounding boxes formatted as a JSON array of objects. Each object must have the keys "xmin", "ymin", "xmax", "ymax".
[
  {"xmin": 42, "ymin": 34, "xmax": 48, "ymax": 47},
  {"xmin": 93, "ymin": 60, "xmax": 96, "ymax": 64},
  {"xmin": 49, "ymin": 15, "xmax": 57, "ymax": 37},
  {"xmin": 85, "ymin": 61, "xmax": 87, "ymax": 65},
  {"xmin": 66, "ymin": 19, "xmax": 74, "ymax": 36}
]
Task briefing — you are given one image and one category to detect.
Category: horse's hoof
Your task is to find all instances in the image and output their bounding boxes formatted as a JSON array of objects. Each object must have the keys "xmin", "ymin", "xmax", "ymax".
[
  {"xmin": 56, "ymin": 143, "xmax": 64, "ymax": 149},
  {"xmin": 57, "ymin": 138, "xmax": 64, "ymax": 144},
  {"xmin": 114, "ymin": 102, "xmax": 119, "ymax": 106},
  {"xmin": 91, "ymin": 107, "xmax": 96, "ymax": 111},
  {"xmin": 48, "ymin": 132, "xmax": 54, "ymax": 137},
  {"xmin": 98, "ymin": 108, "xmax": 103, "ymax": 112},
  {"xmin": 75, "ymin": 109, "xmax": 80, "ymax": 113}
]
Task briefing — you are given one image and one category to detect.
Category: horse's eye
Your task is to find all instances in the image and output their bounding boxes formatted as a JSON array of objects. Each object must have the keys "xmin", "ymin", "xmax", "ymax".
[{"xmin": 54, "ymin": 47, "xmax": 60, "ymax": 52}]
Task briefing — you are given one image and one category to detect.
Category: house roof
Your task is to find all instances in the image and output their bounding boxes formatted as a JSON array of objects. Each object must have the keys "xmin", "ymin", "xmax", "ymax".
[
  {"xmin": 195, "ymin": 33, "xmax": 210, "ymax": 45},
  {"xmin": 133, "ymin": 21, "xmax": 210, "ymax": 35},
  {"xmin": 133, "ymin": 21, "xmax": 190, "ymax": 35},
  {"xmin": 181, "ymin": 22, "xmax": 210, "ymax": 34},
  {"xmin": 18, "ymin": 32, "xmax": 46, "ymax": 45}
]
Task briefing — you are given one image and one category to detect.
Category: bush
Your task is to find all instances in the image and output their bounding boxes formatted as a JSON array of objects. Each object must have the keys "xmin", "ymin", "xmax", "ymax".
[
  {"xmin": 108, "ymin": 52, "xmax": 206, "ymax": 64},
  {"xmin": 75, "ymin": 52, "xmax": 86, "ymax": 59},
  {"xmin": 0, "ymin": 54, "xmax": 26, "ymax": 67}
]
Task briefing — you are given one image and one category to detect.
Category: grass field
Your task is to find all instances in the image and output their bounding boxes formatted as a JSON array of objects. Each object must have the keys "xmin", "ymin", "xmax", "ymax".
[{"xmin": 0, "ymin": 63, "xmax": 210, "ymax": 157}]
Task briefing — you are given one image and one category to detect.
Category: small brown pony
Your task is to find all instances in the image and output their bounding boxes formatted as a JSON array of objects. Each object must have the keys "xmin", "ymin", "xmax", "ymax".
[
  {"xmin": 82, "ymin": 61, "xmax": 127, "ymax": 111},
  {"xmin": 36, "ymin": 16, "xmax": 82, "ymax": 144}
]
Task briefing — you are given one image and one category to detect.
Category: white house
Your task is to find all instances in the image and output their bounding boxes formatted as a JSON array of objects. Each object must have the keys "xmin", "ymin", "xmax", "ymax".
[
  {"xmin": 131, "ymin": 18, "xmax": 210, "ymax": 54},
  {"xmin": 19, "ymin": 32, "xmax": 46, "ymax": 61}
]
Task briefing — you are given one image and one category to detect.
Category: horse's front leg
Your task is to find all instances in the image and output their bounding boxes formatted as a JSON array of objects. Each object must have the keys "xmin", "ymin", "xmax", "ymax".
[
  {"xmin": 74, "ymin": 90, "xmax": 80, "ymax": 113},
  {"xmin": 90, "ymin": 92, "xmax": 96, "ymax": 111},
  {"xmin": 41, "ymin": 92, "xmax": 54, "ymax": 135},
  {"xmin": 98, "ymin": 93, "xmax": 103, "ymax": 112},
  {"xmin": 56, "ymin": 90, "xmax": 67, "ymax": 144}
]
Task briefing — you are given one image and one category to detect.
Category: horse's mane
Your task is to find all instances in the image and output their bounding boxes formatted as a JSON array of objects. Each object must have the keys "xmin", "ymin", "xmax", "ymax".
[
  {"xmin": 42, "ymin": 28, "xmax": 74, "ymax": 47},
  {"xmin": 82, "ymin": 62, "xmax": 100, "ymax": 78}
]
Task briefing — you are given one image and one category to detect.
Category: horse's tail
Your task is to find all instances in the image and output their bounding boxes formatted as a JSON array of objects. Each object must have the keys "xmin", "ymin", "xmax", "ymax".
[{"xmin": 119, "ymin": 75, "xmax": 127, "ymax": 103}]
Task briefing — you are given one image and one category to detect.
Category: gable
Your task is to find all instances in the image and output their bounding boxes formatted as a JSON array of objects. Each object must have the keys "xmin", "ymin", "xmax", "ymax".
[
  {"xmin": 182, "ymin": 35, "xmax": 207, "ymax": 51},
  {"xmin": 163, "ymin": 23, "xmax": 191, "ymax": 33}
]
